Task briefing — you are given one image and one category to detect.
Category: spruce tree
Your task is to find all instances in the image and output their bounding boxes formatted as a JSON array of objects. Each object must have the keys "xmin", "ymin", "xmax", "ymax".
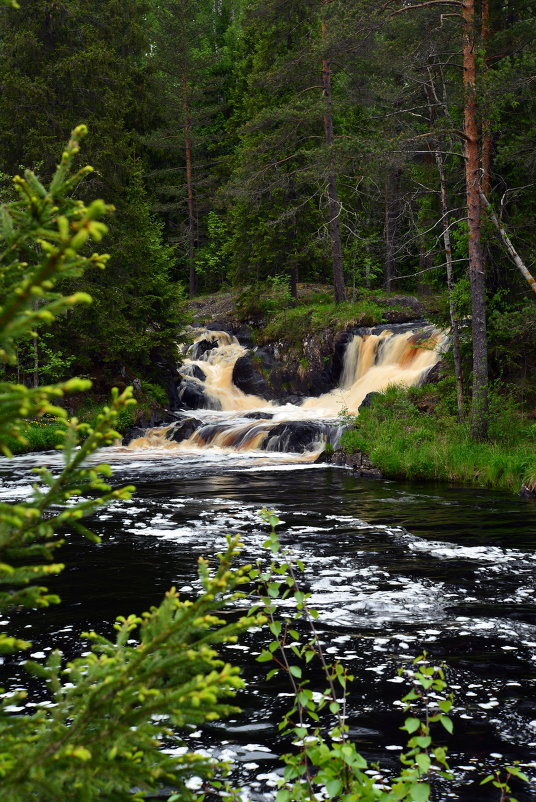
[{"xmin": 0, "ymin": 0, "xmax": 184, "ymax": 382}]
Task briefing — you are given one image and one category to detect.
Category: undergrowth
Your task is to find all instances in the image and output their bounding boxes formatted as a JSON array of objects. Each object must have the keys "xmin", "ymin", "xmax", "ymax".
[
  {"xmin": 259, "ymin": 300, "xmax": 384, "ymax": 346},
  {"xmin": 340, "ymin": 383, "xmax": 536, "ymax": 493}
]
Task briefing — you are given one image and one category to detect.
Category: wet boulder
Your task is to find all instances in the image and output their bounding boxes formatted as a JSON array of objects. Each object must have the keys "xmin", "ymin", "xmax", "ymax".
[
  {"xmin": 262, "ymin": 421, "xmax": 335, "ymax": 453},
  {"xmin": 177, "ymin": 379, "xmax": 220, "ymax": 410},
  {"xmin": 122, "ymin": 426, "xmax": 147, "ymax": 446},
  {"xmin": 190, "ymin": 338, "xmax": 218, "ymax": 361},
  {"xmin": 232, "ymin": 355, "xmax": 275, "ymax": 400},
  {"xmin": 179, "ymin": 363, "xmax": 206, "ymax": 381},
  {"xmin": 316, "ymin": 448, "xmax": 382, "ymax": 478},
  {"xmin": 165, "ymin": 416, "xmax": 203, "ymax": 443},
  {"xmin": 358, "ymin": 392, "xmax": 381, "ymax": 411},
  {"xmin": 243, "ymin": 411, "xmax": 274, "ymax": 420}
]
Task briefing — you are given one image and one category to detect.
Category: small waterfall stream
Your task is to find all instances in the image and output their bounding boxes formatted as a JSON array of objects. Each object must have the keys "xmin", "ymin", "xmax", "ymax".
[{"xmin": 130, "ymin": 325, "xmax": 447, "ymax": 456}]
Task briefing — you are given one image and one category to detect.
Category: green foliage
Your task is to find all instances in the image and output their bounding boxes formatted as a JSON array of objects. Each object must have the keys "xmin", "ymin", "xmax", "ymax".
[
  {"xmin": 0, "ymin": 0, "xmax": 185, "ymax": 383},
  {"xmin": 52, "ymin": 168, "xmax": 186, "ymax": 377},
  {"xmin": 340, "ymin": 385, "xmax": 536, "ymax": 492},
  {"xmin": 194, "ymin": 211, "xmax": 233, "ymax": 286},
  {"xmin": 140, "ymin": 380, "xmax": 168, "ymax": 407},
  {"xmin": 235, "ymin": 275, "xmax": 295, "ymax": 320},
  {"xmin": 259, "ymin": 299, "xmax": 384, "ymax": 346},
  {"xmin": 0, "ymin": 131, "xmax": 264, "ymax": 800},
  {"xmin": 2, "ymin": 418, "xmax": 67, "ymax": 454}
]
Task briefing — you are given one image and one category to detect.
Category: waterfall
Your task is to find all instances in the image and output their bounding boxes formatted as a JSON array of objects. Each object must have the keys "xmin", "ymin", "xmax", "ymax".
[
  {"xmin": 128, "ymin": 326, "xmax": 447, "ymax": 456},
  {"xmin": 302, "ymin": 328, "xmax": 446, "ymax": 416}
]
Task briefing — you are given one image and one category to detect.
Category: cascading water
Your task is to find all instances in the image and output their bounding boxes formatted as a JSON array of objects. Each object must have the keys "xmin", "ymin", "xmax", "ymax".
[{"xmin": 129, "ymin": 325, "xmax": 447, "ymax": 457}]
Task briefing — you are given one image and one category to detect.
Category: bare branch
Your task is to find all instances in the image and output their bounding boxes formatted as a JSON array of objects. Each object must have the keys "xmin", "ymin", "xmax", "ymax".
[
  {"xmin": 390, "ymin": 258, "xmax": 469, "ymax": 279},
  {"xmin": 391, "ymin": 0, "xmax": 463, "ymax": 16}
]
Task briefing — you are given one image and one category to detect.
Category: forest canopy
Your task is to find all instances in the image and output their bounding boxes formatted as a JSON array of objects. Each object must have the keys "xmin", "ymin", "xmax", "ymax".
[{"xmin": 0, "ymin": 0, "xmax": 535, "ymax": 432}]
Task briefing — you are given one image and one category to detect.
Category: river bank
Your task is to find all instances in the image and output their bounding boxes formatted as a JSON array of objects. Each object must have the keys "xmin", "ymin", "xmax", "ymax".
[
  {"xmin": 8, "ymin": 287, "xmax": 536, "ymax": 498},
  {"xmin": 334, "ymin": 384, "xmax": 536, "ymax": 496}
]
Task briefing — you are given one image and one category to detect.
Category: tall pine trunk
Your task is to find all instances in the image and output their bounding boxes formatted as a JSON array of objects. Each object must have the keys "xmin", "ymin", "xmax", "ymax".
[
  {"xmin": 435, "ymin": 149, "xmax": 465, "ymax": 419},
  {"xmin": 463, "ymin": 0, "xmax": 488, "ymax": 439},
  {"xmin": 321, "ymin": 19, "xmax": 345, "ymax": 304},
  {"xmin": 383, "ymin": 171, "xmax": 401, "ymax": 291},
  {"xmin": 182, "ymin": 70, "xmax": 197, "ymax": 298},
  {"xmin": 480, "ymin": 0, "xmax": 492, "ymax": 200}
]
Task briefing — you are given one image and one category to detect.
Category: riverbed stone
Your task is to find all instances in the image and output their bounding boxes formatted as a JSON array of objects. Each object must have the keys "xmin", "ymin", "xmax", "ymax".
[
  {"xmin": 122, "ymin": 426, "xmax": 147, "ymax": 446},
  {"xmin": 317, "ymin": 448, "xmax": 382, "ymax": 478},
  {"xmin": 165, "ymin": 417, "xmax": 203, "ymax": 443},
  {"xmin": 179, "ymin": 363, "xmax": 206, "ymax": 381},
  {"xmin": 177, "ymin": 379, "xmax": 219, "ymax": 410},
  {"xmin": 358, "ymin": 391, "xmax": 381, "ymax": 411},
  {"xmin": 262, "ymin": 421, "xmax": 336, "ymax": 453},
  {"xmin": 189, "ymin": 338, "xmax": 218, "ymax": 361},
  {"xmin": 232, "ymin": 355, "xmax": 276, "ymax": 400}
]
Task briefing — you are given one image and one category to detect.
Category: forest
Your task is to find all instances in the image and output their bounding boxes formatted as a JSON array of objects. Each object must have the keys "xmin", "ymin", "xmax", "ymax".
[
  {"xmin": 0, "ymin": 0, "xmax": 535, "ymax": 441},
  {"xmin": 1, "ymin": 0, "xmax": 536, "ymax": 800}
]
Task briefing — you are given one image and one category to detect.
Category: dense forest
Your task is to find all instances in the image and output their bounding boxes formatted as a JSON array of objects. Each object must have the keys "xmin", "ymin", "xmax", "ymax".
[
  {"xmin": 1, "ymin": 0, "xmax": 535, "ymax": 434},
  {"xmin": 2, "ymin": 2, "xmax": 536, "ymax": 799}
]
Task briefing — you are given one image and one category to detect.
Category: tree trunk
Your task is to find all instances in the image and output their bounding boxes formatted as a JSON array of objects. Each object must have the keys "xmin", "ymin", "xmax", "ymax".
[
  {"xmin": 479, "ymin": 190, "xmax": 536, "ymax": 295},
  {"xmin": 480, "ymin": 0, "xmax": 492, "ymax": 275},
  {"xmin": 383, "ymin": 171, "xmax": 401, "ymax": 292},
  {"xmin": 321, "ymin": 19, "xmax": 345, "ymax": 304},
  {"xmin": 435, "ymin": 149, "xmax": 465, "ymax": 419},
  {"xmin": 182, "ymin": 70, "xmax": 196, "ymax": 298},
  {"xmin": 480, "ymin": 0, "xmax": 491, "ymax": 199},
  {"xmin": 463, "ymin": 0, "xmax": 488, "ymax": 440}
]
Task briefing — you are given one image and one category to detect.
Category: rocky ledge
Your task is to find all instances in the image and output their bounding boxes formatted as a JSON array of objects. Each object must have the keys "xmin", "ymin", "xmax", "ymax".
[{"xmin": 316, "ymin": 448, "xmax": 383, "ymax": 479}]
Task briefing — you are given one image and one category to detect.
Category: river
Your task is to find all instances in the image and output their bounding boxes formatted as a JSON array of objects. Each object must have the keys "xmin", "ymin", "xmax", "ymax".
[
  {"xmin": 1, "ymin": 448, "xmax": 535, "ymax": 800},
  {"xmin": 1, "ymin": 325, "xmax": 535, "ymax": 800}
]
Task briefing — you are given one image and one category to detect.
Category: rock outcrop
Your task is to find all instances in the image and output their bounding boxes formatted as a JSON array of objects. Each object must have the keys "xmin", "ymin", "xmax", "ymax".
[{"xmin": 317, "ymin": 448, "xmax": 382, "ymax": 478}]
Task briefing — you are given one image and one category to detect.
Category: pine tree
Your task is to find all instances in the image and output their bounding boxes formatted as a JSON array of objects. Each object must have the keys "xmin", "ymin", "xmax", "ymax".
[{"xmin": 0, "ymin": 0, "xmax": 184, "ymax": 382}]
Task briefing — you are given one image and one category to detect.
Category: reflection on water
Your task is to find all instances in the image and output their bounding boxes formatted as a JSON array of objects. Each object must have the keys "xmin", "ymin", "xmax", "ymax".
[{"xmin": 0, "ymin": 449, "xmax": 535, "ymax": 800}]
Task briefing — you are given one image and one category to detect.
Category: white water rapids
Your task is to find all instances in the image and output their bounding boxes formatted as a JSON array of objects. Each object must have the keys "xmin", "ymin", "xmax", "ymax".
[{"xmin": 130, "ymin": 325, "xmax": 448, "ymax": 456}]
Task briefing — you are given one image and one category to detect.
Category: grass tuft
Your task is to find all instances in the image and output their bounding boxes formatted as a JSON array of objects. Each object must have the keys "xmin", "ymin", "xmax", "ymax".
[{"xmin": 340, "ymin": 384, "xmax": 536, "ymax": 493}]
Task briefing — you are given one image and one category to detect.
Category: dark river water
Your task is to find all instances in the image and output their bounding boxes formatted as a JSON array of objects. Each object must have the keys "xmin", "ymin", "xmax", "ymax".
[{"xmin": 1, "ymin": 447, "xmax": 536, "ymax": 800}]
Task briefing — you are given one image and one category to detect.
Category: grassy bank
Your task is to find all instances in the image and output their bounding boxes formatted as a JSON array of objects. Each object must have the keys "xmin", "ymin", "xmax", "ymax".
[
  {"xmin": 5, "ymin": 380, "xmax": 171, "ymax": 455},
  {"xmin": 5, "ymin": 399, "xmax": 139, "ymax": 455},
  {"xmin": 3, "ymin": 419, "xmax": 68, "ymax": 454},
  {"xmin": 340, "ymin": 384, "xmax": 536, "ymax": 494}
]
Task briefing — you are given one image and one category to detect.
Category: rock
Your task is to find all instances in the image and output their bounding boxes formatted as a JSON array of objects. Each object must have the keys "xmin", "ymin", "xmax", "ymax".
[
  {"xmin": 190, "ymin": 338, "xmax": 218, "ymax": 361},
  {"xmin": 421, "ymin": 360, "xmax": 443, "ymax": 386},
  {"xmin": 242, "ymin": 411, "xmax": 274, "ymax": 420},
  {"xmin": 262, "ymin": 421, "xmax": 337, "ymax": 453},
  {"xmin": 165, "ymin": 417, "xmax": 203, "ymax": 443},
  {"xmin": 179, "ymin": 363, "xmax": 206, "ymax": 381},
  {"xmin": 122, "ymin": 426, "xmax": 146, "ymax": 446},
  {"xmin": 317, "ymin": 448, "xmax": 382, "ymax": 478},
  {"xmin": 205, "ymin": 321, "xmax": 233, "ymax": 334},
  {"xmin": 177, "ymin": 379, "xmax": 219, "ymax": 410},
  {"xmin": 234, "ymin": 324, "xmax": 254, "ymax": 347},
  {"xmin": 358, "ymin": 392, "xmax": 381, "ymax": 411},
  {"xmin": 283, "ymin": 394, "xmax": 304, "ymax": 406},
  {"xmin": 232, "ymin": 355, "xmax": 275, "ymax": 400},
  {"xmin": 252, "ymin": 346, "xmax": 275, "ymax": 368}
]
